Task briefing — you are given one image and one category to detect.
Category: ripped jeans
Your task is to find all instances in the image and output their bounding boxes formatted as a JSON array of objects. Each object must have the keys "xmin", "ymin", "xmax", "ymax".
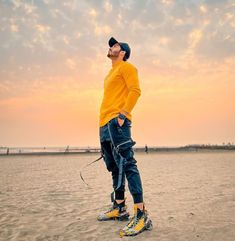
[{"xmin": 99, "ymin": 117, "xmax": 143, "ymax": 204}]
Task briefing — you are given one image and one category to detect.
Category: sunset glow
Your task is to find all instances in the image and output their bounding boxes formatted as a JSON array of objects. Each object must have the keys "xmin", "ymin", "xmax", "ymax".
[{"xmin": 0, "ymin": 0, "xmax": 234, "ymax": 147}]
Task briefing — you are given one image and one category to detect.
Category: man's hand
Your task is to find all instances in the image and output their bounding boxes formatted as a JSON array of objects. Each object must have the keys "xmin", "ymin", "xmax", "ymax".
[
  {"xmin": 117, "ymin": 112, "xmax": 127, "ymax": 127},
  {"xmin": 117, "ymin": 117, "xmax": 125, "ymax": 127}
]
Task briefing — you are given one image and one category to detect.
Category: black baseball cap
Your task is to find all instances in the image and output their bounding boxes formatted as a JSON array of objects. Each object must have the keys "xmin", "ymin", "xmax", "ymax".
[{"xmin": 108, "ymin": 37, "xmax": 131, "ymax": 61}]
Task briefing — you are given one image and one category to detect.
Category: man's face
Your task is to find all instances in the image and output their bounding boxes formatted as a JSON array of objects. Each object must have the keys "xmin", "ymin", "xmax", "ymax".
[{"xmin": 107, "ymin": 43, "xmax": 122, "ymax": 59}]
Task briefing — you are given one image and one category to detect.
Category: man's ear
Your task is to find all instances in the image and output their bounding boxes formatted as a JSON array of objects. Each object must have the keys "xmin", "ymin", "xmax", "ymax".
[{"xmin": 120, "ymin": 50, "xmax": 126, "ymax": 59}]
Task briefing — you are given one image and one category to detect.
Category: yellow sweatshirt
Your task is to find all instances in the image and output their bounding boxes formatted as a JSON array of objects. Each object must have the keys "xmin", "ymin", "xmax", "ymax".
[{"xmin": 99, "ymin": 60, "xmax": 141, "ymax": 127}]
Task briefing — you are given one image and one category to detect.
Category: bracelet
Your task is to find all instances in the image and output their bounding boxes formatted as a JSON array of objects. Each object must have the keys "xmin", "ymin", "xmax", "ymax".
[{"xmin": 118, "ymin": 113, "xmax": 126, "ymax": 120}]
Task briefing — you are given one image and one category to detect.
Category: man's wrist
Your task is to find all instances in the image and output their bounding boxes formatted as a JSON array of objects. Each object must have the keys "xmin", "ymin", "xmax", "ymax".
[{"xmin": 118, "ymin": 113, "xmax": 126, "ymax": 120}]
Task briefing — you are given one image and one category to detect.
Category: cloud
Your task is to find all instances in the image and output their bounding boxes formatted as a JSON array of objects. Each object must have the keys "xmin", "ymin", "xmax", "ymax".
[
  {"xmin": 62, "ymin": 35, "xmax": 70, "ymax": 45},
  {"xmin": 32, "ymin": 23, "xmax": 54, "ymax": 51},
  {"xmin": 66, "ymin": 58, "xmax": 77, "ymax": 70},
  {"xmin": 50, "ymin": 8, "xmax": 73, "ymax": 22},
  {"xmin": 200, "ymin": 5, "xmax": 208, "ymax": 13},
  {"xmin": 94, "ymin": 24, "xmax": 112, "ymax": 35},
  {"xmin": 159, "ymin": 37, "xmax": 170, "ymax": 46},
  {"xmin": 0, "ymin": 0, "xmax": 234, "ymax": 91},
  {"xmin": 10, "ymin": 24, "xmax": 19, "ymax": 32},
  {"xmin": 103, "ymin": 1, "xmax": 112, "ymax": 13},
  {"xmin": 35, "ymin": 24, "xmax": 50, "ymax": 33},
  {"xmin": 113, "ymin": 0, "xmax": 132, "ymax": 10},
  {"xmin": 161, "ymin": 0, "xmax": 173, "ymax": 5},
  {"xmin": 89, "ymin": 8, "xmax": 98, "ymax": 17},
  {"xmin": 188, "ymin": 29, "xmax": 203, "ymax": 50}
]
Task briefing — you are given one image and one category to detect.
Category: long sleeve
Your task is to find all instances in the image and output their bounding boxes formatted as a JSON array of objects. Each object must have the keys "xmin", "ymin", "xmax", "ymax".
[{"xmin": 120, "ymin": 63, "xmax": 141, "ymax": 114}]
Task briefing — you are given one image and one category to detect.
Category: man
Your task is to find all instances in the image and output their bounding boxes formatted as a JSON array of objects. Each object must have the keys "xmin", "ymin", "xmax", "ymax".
[{"xmin": 98, "ymin": 37, "xmax": 152, "ymax": 237}]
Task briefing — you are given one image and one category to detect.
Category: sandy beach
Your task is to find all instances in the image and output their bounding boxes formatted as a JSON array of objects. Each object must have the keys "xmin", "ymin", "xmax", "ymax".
[{"xmin": 0, "ymin": 151, "xmax": 234, "ymax": 241}]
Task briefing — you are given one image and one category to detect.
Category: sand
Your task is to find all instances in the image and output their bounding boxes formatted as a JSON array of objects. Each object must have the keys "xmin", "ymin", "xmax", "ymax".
[{"xmin": 0, "ymin": 151, "xmax": 235, "ymax": 241}]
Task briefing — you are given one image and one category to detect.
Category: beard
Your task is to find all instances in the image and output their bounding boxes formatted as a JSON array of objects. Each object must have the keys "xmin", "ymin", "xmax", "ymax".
[{"xmin": 107, "ymin": 49, "xmax": 121, "ymax": 58}]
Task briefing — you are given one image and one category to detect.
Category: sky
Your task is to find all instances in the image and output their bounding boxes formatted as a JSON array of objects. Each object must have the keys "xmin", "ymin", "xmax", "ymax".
[{"xmin": 0, "ymin": 0, "xmax": 235, "ymax": 148}]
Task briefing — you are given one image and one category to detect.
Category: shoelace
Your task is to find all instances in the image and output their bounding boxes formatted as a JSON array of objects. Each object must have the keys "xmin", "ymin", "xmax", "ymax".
[
  {"xmin": 126, "ymin": 214, "xmax": 138, "ymax": 228},
  {"xmin": 133, "ymin": 214, "xmax": 141, "ymax": 226},
  {"xmin": 127, "ymin": 210, "xmax": 145, "ymax": 229}
]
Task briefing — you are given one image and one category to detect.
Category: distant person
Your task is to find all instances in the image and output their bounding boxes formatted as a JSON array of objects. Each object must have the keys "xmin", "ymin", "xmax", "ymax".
[
  {"xmin": 98, "ymin": 37, "xmax": 152, "ymax": 237},
  {"xmin": 65, "ymin": 145, "xmax": 69, "ymax": 153},
  {"xmin": 145, "ymin": 144, "xmax": 149, "ymax": 154}
]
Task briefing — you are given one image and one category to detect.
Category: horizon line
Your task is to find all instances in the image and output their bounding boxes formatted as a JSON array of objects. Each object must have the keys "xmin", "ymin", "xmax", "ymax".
[{"xmin": 1, "ymin": 143, "xmax": 234, "ymax": 149}]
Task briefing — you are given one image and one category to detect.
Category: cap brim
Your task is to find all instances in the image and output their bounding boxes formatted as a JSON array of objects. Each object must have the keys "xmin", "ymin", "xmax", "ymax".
[{"xmin": 108, "ymin": 37, "xmax": 119, "ymax": 47}]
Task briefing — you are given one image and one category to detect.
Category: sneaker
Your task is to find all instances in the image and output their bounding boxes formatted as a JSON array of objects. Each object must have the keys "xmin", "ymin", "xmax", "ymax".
[
  {"xmin": 97, "ymin": 200, "xmax": 130, "ymax": 221},
  {"xmin": 119, "ymin": 204, "xmax": 153, "ymax": 237}
]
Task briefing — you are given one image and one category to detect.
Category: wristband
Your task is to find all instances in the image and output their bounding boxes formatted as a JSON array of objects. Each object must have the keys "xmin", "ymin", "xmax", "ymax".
[{"xmin": 118, "ymin": 113, "xmax": 126, "ymax": 120}]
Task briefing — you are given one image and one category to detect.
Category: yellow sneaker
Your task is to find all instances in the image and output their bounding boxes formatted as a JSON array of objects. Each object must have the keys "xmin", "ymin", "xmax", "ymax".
[
  {"xmin": 120, "ymin": 204, "xmax": 153, "ymax": 237},
  {"xmin": 97, "ymin": 200, "xmax": 130, "ymax": 221}
]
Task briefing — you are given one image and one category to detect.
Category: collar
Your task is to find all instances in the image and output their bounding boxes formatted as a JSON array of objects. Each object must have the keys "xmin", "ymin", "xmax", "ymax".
[{"xmin": 112, "ymin": 60, "xmax": 123, "ymax": 68}]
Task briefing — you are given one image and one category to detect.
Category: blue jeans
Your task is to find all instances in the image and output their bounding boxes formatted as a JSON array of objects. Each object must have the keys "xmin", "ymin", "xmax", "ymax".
[{"xmin": 99, "ymin": 117, "xmax": 143, "ymax": 203}]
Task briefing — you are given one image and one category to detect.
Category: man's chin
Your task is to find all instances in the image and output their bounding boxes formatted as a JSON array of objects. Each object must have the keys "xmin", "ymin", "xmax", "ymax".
[{"xmin": 107, "ymin": 53, "xmax": 114, "ymax": 59}]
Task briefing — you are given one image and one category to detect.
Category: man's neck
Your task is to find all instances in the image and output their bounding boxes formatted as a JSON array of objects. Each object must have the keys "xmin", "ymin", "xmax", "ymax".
[{"xmin": 112, "ymin": 58, "xmax": 123, "ymax": 67}]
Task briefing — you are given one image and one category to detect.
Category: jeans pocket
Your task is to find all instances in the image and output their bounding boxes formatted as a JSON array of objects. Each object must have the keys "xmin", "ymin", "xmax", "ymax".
[{"xmin": 119, "ymin": 124, "xmax": 131, "ymax": 139}]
